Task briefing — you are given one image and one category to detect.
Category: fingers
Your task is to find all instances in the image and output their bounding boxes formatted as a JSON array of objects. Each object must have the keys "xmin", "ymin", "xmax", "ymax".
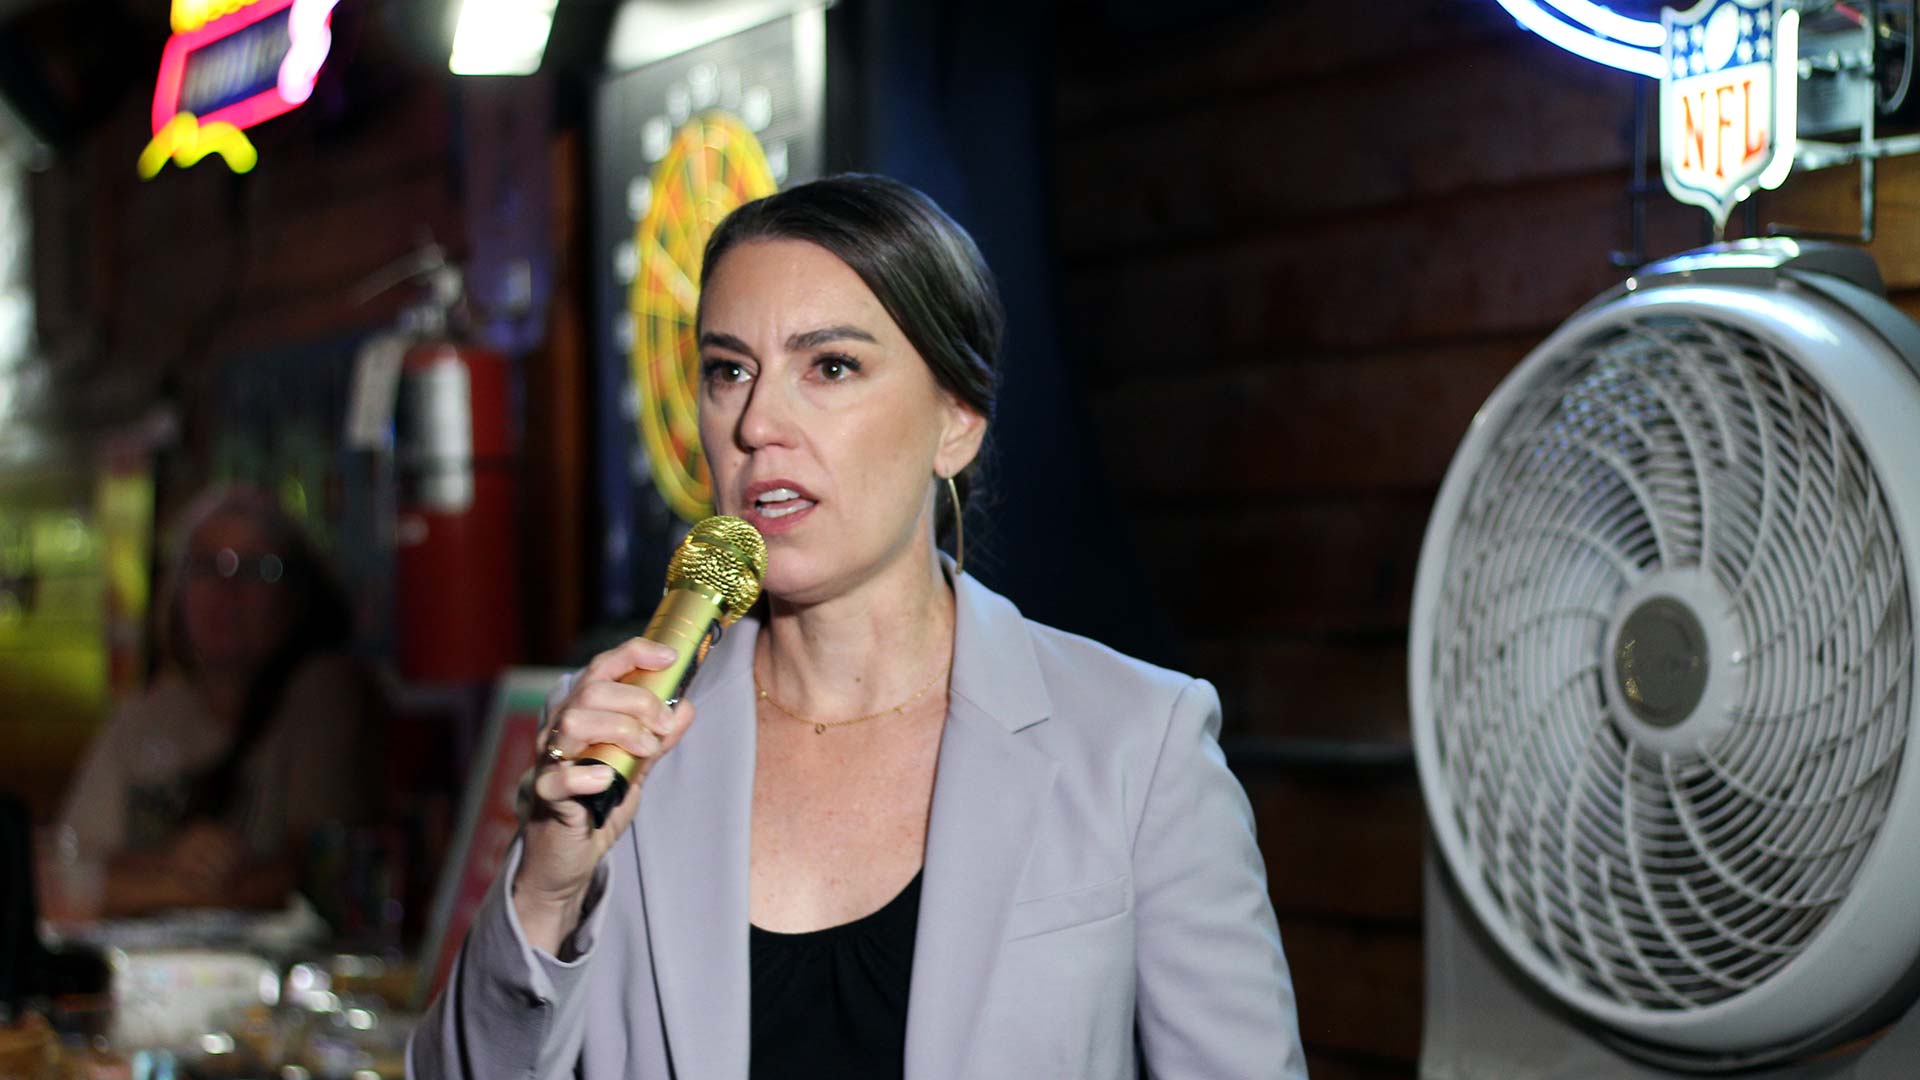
[
  {"xmin": 573, "ymin": 678, "xmax": 677, "ymax": 729},
  {"xmin": 529, "ymin": 647, "xmax": 699, "ymax": 831},
  {"xmin": 657, "ymin": 698, "xmax": 697, "ymax": 756},
  {"xmin": 544, "ymin": 706, "xmax": 671, "ymax": 759},
  {"xmin": 532, "ymin": 760, "xmax": 620, "ymax": 805},
  {"xmin": 542, "ymin": 679, "xmax": 678, "ymax": 762},
  {"xmin": 552, "ymin": 713, "xmax": 666, "ymax": 762},
  {"xmin": 578, "ymin": 637, "xmax": 678, "ymax": 685}
]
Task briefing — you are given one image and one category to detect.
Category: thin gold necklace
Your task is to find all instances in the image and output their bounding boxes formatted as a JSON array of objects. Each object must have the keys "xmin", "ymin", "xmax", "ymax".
[{"xmin": 755, "ymin": 659, "xmax": 950, "ymax": 734}]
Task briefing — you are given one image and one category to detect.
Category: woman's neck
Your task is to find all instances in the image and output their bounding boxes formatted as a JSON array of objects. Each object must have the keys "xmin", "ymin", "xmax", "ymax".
[{"xmin": 758, "ymin": 542, "xmax": 956, "ymax": 719}]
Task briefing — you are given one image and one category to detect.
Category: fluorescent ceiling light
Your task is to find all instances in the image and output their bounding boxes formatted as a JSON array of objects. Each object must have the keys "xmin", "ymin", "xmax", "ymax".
[{"xmin": 449, "ymin": 0, "xmax": 558, "ymax": 76}]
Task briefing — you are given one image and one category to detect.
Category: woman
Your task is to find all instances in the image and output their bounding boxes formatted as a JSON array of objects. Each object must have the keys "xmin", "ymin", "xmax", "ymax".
[
  {"xmin": 58, "ymin": 486, "xmax": 381, "ymax": 916},
  {"xmin": 413, "ymin": 176, "xmax": 1305, "ymax": 1078}
]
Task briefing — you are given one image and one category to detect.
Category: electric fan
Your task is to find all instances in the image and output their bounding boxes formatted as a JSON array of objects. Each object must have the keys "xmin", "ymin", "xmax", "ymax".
[{"xmin": 1412, "ymin": 239, "xmax": 1920, "ymax": 1074}]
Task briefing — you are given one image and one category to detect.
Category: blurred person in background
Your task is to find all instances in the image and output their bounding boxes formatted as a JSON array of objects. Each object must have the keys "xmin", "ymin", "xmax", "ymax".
[{"xmin": 56, "ymin": 485, "xmax": 384, "ymax": 917}]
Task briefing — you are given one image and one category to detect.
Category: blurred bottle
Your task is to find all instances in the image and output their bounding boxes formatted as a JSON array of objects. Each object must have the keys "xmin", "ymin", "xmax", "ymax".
[{"xmin": 300, "ymin": 824, "xmax": 405, "ymax": 954}]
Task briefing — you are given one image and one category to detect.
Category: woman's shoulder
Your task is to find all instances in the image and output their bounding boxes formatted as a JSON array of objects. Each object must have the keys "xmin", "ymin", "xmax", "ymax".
[
  {"xmin": 1015, "ymin": 618, "xmax": 1219, "ymax": 769},
  {"xmin": 954, "ymin": 573, "xmax": 1207, "ymax": 732},
  {"xmin": 1000, "ymin": 617, "xmax": 1227, "ymax": 836}
]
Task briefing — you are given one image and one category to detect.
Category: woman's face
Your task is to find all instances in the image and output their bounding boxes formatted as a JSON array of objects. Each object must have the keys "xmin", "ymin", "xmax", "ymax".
[
  {"xmin": 181, "ymin": 511, "xmax": 294, "ymax": 672},
  {"xmin": 697, "ymin": 239, "xmax": 985, "ymax": 604}
]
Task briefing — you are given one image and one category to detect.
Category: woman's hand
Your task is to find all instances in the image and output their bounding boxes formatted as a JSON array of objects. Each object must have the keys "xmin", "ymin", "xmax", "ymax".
[{"xmin": 513, "ymin": 637, "xmax": 695, "ymax": 954}]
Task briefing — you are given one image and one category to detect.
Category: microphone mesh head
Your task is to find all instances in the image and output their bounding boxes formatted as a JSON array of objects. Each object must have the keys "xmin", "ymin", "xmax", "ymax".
[{"xmin": 665, "ymin": 515, "xmax": 768, "ymax": 624}]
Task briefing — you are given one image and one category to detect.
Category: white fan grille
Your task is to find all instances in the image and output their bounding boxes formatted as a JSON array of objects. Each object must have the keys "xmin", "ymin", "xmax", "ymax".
[{"xmin": 1427, "ymin": 312, "xmax": 1912, "ymax": 1011}]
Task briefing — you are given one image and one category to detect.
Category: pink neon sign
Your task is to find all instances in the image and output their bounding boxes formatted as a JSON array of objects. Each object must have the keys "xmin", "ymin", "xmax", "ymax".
[{"xmin": 150, "ymin": 0, "xmax": 340, "ymax": 137}]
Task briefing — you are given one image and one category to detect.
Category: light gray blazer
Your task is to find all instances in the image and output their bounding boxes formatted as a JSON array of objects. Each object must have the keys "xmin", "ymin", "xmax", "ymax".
[{"xmin": 410, "ymin": 570, "xmax": 1308, "ymax": 1079}]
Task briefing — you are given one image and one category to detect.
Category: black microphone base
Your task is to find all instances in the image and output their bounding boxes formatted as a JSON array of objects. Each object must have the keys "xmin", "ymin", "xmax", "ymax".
[{"xmin": 573, "ymin": 765, "xmax": 630, "ymax": 829}]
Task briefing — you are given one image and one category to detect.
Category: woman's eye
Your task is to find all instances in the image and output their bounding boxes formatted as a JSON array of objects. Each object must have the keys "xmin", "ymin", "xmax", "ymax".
[
  {"xmin": 815, "ymin": 355, "xmax": 860, "ymax": 381},
  {"xmin": 702, "ymin": 360, "xmax": 750, "ymax": 384}
]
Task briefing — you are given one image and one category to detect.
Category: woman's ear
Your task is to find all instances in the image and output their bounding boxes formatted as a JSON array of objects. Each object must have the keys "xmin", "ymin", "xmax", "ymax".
[{"xmin": 933, "ymin": 396, "xmax": 987, "ymax": 479}]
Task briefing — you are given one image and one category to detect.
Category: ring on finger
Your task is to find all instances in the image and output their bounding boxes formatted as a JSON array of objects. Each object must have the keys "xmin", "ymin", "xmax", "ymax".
[{"xmin": 544, "ymin": 743, "xmax": 567, "ymax": 764}]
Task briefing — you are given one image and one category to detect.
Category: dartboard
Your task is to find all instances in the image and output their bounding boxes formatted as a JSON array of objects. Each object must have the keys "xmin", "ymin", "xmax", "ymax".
[{"xmin": 628, "ymin": 112, "xmax": 779, "ymax": 523}]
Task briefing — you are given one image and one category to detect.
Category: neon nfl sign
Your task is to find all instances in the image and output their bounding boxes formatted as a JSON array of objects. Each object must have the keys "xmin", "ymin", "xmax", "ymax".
[
  {"xmin": 1491, "ymin": 1, "xmax": 1814, "ymax": 235},
  {"xmin": 1658, "ymin": 0, "xmax": 1797, "ymax": 230},
  {"xmin": 139, "ymin": 0, "xmax": 342, "ymax": 177}
]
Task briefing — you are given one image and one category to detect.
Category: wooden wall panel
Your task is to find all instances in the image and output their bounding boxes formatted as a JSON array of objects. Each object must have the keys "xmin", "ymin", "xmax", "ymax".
[
  {"xmin": 1055, "ymin": 4, "xmax": 1520, "ymax": 131},
  {"xmin": 1754, "ymin": 157, "xmax": 1920, "ymax": 285},
  {"xmin": 1059, "ymin": 39, "xmax": 1643, "ymax": 257},
  {"xmin": 1280, "ymin": 916, "xmax": 1424, "ymax": 1061},
  {"xmin": 1063, "ymin": 174, "xmax": 1702, "ymax": 381},
  {"xmin": 241, "ymin": 79, "xmax": 456, "ymax": 213},
  {"xmin": 1135, "ymin": 494, "xmax": 1430, "ymax": 636},
  {"xmin": 1302, "ymin": 1052, "xmax": 1426, "ymax": 1080},
  {"xmin": 1090, "ymin": 339, "xmax": 1524, "ymax": 498},
  {"xmin": 1249, "ymin": 776, "xmax": 1425, "ymax": 922},
  {"xmin": 240, "ymin": 171, "xmax": 461, "ymax": 300},
  {"xmin": 1196, "ymin": 635, "xmax": 1411, "ymax": 745},
  {"xmin": 44, "ymin": 75, "xmax": 460, "ymax": 394}
]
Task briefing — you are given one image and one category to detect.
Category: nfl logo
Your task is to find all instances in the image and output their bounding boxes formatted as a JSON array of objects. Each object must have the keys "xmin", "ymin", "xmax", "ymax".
[{"xmin": 1660, "ymin": 0, "xmax": 1794, "ymax": 230}]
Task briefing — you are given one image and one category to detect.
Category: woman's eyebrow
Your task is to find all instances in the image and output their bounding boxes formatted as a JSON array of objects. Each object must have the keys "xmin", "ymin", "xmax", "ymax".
[
  {"xmin": 787, "ymin": 325, "xmax": 877, "ymax": 350},
  {"xmin": 698, "ymin": 330, "xmax": 756, "ymax": 356}
]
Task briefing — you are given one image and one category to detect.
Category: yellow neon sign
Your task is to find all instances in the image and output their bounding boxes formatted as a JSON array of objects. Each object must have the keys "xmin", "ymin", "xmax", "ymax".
[
  {"xmin": 171, "ymin": 0, "xmax": 264, "ymax": 33},
  {"xmin": 138, "ymin": 113, "xmax": 259, "ymax": 179}
]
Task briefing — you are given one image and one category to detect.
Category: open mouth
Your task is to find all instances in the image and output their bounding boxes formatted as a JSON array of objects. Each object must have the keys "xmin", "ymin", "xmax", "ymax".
[{"xmin": 753, "ymin": 487, "xmax": 817, "ymax": 520}]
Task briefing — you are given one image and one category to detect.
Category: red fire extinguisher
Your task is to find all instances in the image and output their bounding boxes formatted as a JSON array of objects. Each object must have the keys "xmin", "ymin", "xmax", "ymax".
[{"xmin": 389, "ymin": 263, "xmax": 522, "ymax": 682}]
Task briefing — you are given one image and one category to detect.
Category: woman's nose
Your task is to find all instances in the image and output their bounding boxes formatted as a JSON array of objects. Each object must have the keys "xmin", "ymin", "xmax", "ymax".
[{"xmin": 735, "ymin": 377, "xmax": 796, "ymax": 451}]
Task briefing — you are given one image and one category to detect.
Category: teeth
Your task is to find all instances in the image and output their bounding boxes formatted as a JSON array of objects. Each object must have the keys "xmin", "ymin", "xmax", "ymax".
[
  {"xmin": 756, "ymin": 487, "xmax": 799, "ymax": 504},
  {"xmin": 761, "ymin": 502, "xmax": 808, "ymax": 519}
]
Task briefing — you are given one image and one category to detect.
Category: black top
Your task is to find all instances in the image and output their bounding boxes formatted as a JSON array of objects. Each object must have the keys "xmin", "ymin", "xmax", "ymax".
[{"xmin": 749, "ymin": 870, "xmax": 923, "ymax": 1080}]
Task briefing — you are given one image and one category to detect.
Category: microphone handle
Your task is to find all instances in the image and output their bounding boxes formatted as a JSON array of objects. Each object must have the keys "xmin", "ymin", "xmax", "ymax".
[{"xmin": 574, "ymin": 585, "xmax": 726, "ymax": 827}]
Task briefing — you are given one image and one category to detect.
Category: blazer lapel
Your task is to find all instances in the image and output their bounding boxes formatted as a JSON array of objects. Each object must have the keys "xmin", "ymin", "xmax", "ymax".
[
  {"xmin": 632, "ymin": 613, "xmax": 760, "ymax": 1080},
  {"xmin": 904, "ymin": 570, "xmax": 1057, "ymax": 1080}
]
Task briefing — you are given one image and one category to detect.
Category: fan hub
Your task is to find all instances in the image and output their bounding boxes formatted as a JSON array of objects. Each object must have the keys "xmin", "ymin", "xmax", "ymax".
[
  {"xmin": 1603, "ymin": 570, "xmax": 1744, "ymax": 755},
  {"xmin": 1614, "ymin": 597, "xmax": 1709, "ymax": 728}
]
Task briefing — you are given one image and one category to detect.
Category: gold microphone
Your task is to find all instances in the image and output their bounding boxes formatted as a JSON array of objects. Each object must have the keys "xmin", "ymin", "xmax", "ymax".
[{"xmin": 575, "ymin": 515, "xmax": 767, "ymax": 827}]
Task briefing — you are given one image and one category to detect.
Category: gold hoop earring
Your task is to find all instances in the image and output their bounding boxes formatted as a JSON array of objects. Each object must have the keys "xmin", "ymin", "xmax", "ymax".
[{"xmin": 945, "ymin": 475, "xmax": 965, "ymax": 577}]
